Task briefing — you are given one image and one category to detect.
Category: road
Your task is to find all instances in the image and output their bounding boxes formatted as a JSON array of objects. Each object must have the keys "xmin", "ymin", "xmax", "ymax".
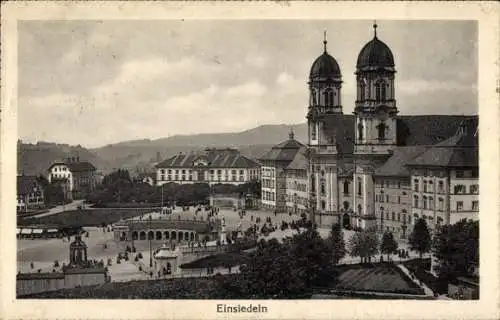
[{"xmin": 31, "ymin": 200, "xmax": 85, "ymax": 218}]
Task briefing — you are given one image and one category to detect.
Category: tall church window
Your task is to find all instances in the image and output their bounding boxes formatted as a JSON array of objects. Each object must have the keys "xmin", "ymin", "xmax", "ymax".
[
  {"xmin": 310, "ymin": 88, "xmax": 318, "ymax": 106},
  {"xmin": 320, "ymin": 181, "xmax": 326, "ymax": 196},
  {"xmin": 321, "ymin": 200, "xmax": 326, "ymax": 210},
  {"xmin": 311, "ymin": 122, "xmax": 317, "ymax": 140},
  {"xmin": 357, "ymin": 178, "xmax": 362, "ymax": 196},
  {"xmin": 357, "ymin": 121, "xmax": 364, "ymax": 141},
  {"xmin": 324, "ymin": 88, "xmax": 334, "ymax": 107},
  {"xmin": 343, "ymin": 181, "xmax": 350, "ymax": 195},
  {"xmin": 375, "ymin": 80, "xmax": 387, "ymax": 101},
  {"xmin": 359, "ymin": 78, "xmax": 367, "ymax": 101},
  {"xmin": 376, "ymin": 122, "xmax": 386, "ymax": 140},
  {"xmin": 311, "ymin": 175, "xmax": 316, "ymax": 193}
]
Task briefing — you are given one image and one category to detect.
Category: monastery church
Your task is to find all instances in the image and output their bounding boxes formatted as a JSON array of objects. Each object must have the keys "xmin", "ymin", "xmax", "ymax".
[{"xmin": 261, "ymin": 23, "xmax": 479, "ymax": 239}]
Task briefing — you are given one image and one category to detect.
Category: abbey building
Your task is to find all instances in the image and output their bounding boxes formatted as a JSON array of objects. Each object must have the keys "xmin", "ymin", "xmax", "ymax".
[{"xmin": 262, "ymin": 24, "xmax": 479, "ymax": 239}]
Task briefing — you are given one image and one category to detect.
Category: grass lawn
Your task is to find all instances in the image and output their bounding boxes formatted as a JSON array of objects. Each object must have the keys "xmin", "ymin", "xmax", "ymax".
[
  {"xmin": 18, "ymin": 208, "xmax": 154, "ymax": 227},
  {"xmin": 334, "ymin": 263, "xmax": 425, "ymax": 295},
  {"xmin": 19, "ymin": 276, "xmax": 228, "ymax": 299},
  {"xmin": 180, "ymin": 251, "xmax": 251, "ymax": 269}
]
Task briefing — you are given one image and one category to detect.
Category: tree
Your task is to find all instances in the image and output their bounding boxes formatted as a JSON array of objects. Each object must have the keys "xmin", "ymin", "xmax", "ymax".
[
  {"xmin": 433, "ymin": 219, "xmax": 479, "ymax": 284},
  {"xmin": 327, "ymin": 223, "xmax": 346, "ymax": 264},
  {"xmin": 409, "ymin": 218, "xmax": 431, "ymax": 258},
  {"xmin": 230, "ymin": 229, "xmax": 337, "ymax": 298},
  {"xmin": 380, "ymin": 231, "xmax": 398, "ymax": 261},
  {"xmin": 348, "ymin": 231, "xmax": 379, "ymax": 263}
]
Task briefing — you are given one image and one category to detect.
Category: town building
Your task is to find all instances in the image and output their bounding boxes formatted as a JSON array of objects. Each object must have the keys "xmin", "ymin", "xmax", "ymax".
[
  {"xmin": 261, "ymin": 23, "xmax": 479, "ymax": 238},
  {"xmin": 259, "ymin": 130, "xmax": 309, "ymax": 213},
  {"xmin": 16, "ymin": 175, "xmax": 44, "ymax": 213},
  {"xmin": 47, "ymin": 157, "xmax": 97, "ymax": 199},
  {"xmin": 155, "ymin": 148, "xmax": 260, "ymax": 186}
]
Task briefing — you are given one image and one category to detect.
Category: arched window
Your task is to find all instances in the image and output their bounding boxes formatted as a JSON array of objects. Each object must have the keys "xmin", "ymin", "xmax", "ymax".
[
  {"xmin": 343, "ymin": 181, "xmax": 350, "ymax": 195},
  {"xmin": 311, "ymin": 175, "xmax": 316, "ymax": 193},
  {"xmin": 148, "ymin": 231, "xmax": 154, "ymax": 240},
  {"xmin": 310, "ymin": 88, "xmax": 318, "ymax": 106},
  {"xmin": 380, "ymin": 207, "xmax": 384, "ymax": 219},
  {"xmin": 324, "ymin": 88, "xmax": 334, "ymax": 106},
  {"xmin": 422, "ymin": 196, "xmax": 427, "ymax": 209},
  {"xmin": 359, "ymin": 81, "xmax": 366, "ymax": 101},
  {"xmin": 429, "ymin": 197, "xmax": 434, "ymax": 210},
  {"xmin": 320, "ymin": 181, "xmax": 326, "ymax": 195},
  {"xmin": 357, "ymin": 178, "xmax": 362, "ymax": 196},
  {"xmin": 375, "ymin": 80, "xmax": 386, "ymax": 101},
  {"xmin": 357, "ymin": 121, "xmax": 364, "ymax": 141},
  {"xmin": 376, "ymin": 122, "xmax": 386, "ymax": 140},
  {"xmin": 414, "ymin": 195, "xmax": 419, "ymax": 208}
]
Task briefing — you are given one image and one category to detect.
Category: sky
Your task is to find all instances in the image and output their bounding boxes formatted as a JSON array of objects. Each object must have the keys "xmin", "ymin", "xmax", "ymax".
[{"xmin": 18, "ymin": 20, "xmax": 477, "ymax": 148}]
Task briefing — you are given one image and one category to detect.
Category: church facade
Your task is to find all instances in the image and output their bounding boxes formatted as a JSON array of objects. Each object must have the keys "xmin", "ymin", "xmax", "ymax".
[{"xmin": 263, "ymin": 24, "xmax": 479, "ymax": 240}]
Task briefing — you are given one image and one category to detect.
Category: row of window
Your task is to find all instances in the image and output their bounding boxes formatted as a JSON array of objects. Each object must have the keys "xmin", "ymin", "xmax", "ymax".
[
  {"xmin": 414, "ymin": 179, "xmax": 445, "ymax": 193},
  {"xmin": 413, "ymin": 195, "xmax": 443, "ymax": 210},
  {"xmin": 357, "ymin": 79, "xmax": 391, "ymax": 102},
  {"xmin": 376, "ymin": 180, "xmax": 406, "ymax": 189},
  {"xmin": 159, "ymin": 174, "xmax": 245, "ymax": 182},
  {"xmin": 262, "ymin": 168, "xmax": 276, "ymax": 178},
  {"xmin": 53, "ymin": 167, "xmax": 68, "ymax": 172},
  {"xmin": 51, "ymin": 173, "xmax": 70, "ymax": 180},
  {"xmin": 310, "ymin": 88, "xmax": 338, "ymax": 107},
  {"xmin": 287, "ymin": 180, "xmax": 307, "ymax": 192},
  {"xmin": 262, "ymin": 191, "xmax": 276, "ymax": 202},
  {"xmin": 380, "ymin": 210, "xmax": 411, "ymax": 224},
  {"xmin": 455, "ymin": 200, "xmax": 479, "ymax": 212},
  {"xmin": 160, "ymin": 169, "xmax": 246, "ymax": 175},
  {"xmin": 376, "ymin": 193, "xmax": 407, "ymax": 204},
  {"xmin": 262, "ymin": 179, "xmax": 275, "ymax": 189},
  {"xmin": 412, "ymin": 169, "xmax": 478, "ymax": 178},
  {"xmin": 285, "ymin": 194, "xmax": 308, "ymax": 206},
  {"xmin": 453, "ymin": 184, "xmax": 479, "ymax": 195}
]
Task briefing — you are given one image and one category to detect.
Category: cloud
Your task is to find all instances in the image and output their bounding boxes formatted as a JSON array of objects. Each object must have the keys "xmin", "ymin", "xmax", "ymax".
[{"xmin": 398, "ymin": 79, "xmax": 477, "ymax": 96}]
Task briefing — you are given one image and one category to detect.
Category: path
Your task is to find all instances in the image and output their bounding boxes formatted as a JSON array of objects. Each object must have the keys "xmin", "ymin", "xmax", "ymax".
[
  {"xmin": 397, "ymin": 264, "xmax": 434, "ymax": 296},
  {"xmin": 31, "ymin": 200, "xmax": 85, "ymax": 218}
]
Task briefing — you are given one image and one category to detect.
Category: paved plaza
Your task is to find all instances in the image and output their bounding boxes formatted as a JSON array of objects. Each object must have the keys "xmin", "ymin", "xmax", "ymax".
[{"xmin": 17, "ymin": 205, "xmax": 422, "ymax": 282}]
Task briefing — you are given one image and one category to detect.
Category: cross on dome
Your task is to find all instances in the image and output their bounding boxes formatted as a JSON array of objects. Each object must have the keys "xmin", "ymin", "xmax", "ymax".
[
  {"xmin": 373, "ymin": 20, "xmax": 378, "ymax": 38},
  {"xmin": 323, "ymin": 30, "xmax": 328, "ymax": 52}
]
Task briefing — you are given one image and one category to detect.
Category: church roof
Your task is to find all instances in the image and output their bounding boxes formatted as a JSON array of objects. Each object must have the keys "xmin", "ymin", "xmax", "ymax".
[
  {"xmin": 310, "ymin": 52, "xmax": 342, "ymax": 80},
  {"xmin": 406, "ymin": 121, "xmax": 478, "ymax": 168},
  {"xmin": 156, "ymin": 148, "xmax": 259, "ymax": 169},
  {"xmin": 375, "ymin": 146, "xmax": 430, "ymax": 177},
  {"xmin": 286, "ymin": 147, "xmax": 309, "ymax": 170},
  {"xmin": 259, "ymin": 136, "xmax": 306, "ymax": 163},
  {"xmin": 356, "ymin": 24, "xmax": 395, "ymax": 70},
  {"xmin": 321, "ymin": 115, "xmax": 478, "ymax": 154}
]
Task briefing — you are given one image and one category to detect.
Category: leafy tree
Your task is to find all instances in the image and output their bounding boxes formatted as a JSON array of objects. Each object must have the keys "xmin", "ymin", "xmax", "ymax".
[
  {"xmin": 433, "ymin": 219, "xmax": 479, "ymax": 283},
  {"xmin": 380, "ymin": 231, "xmax": 398, "ymax": 261},
  {"xmin": 348, "ymin": 231, "xmax": 379, "ymax": 263},
  {"xmin": 409, "ymin": 218, "xmax": 432, "ymax": 258},
  {"xmin": 327, "ymin": 223, "xmax": 346, "ymax": 264}
]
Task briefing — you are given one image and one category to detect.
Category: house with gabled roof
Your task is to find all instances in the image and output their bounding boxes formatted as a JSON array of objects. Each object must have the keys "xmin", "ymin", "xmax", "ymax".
[
  {"xmin": 155, "ymin": 148, "xmax": 260, "ymax": 186},
  {"xmin": 47, "ymin": 156, "xmax": 97, "ymax": 199}
]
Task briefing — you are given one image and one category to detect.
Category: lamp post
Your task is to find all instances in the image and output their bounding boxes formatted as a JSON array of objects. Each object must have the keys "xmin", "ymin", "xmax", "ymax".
[
  {"xmin": 161, "ymin": 183, "xmax": 164, "ymax": 214},
  {"xmin": 149, "ymin": 215, "xmax": 153, "ymax": 268}
]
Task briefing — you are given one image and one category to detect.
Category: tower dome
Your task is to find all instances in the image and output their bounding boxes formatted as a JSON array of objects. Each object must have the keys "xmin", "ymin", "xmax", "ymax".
[
  {"xmin": 309, "ymin": 33, "xmax": 341, "ymax": 80},
  {"xmin": 356, "ymin": 23, "xmax": 395, "ymax": 70}
]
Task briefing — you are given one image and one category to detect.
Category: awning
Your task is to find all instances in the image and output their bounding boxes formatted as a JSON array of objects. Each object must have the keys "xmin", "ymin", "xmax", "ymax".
[
  {"xmin": 21, "ymin": 229, "xmax": 32, "ymax": 234},
  {"xmin": 16, "ymin": 228, "xmax": 21, "ymax": 234},
  {"xmin": 32, "ymin": 229, "xmax": 43, "ymax": 234},
  {"xmin": 46, "ymin": 229, "xmax": 59, "ymax": 233}
]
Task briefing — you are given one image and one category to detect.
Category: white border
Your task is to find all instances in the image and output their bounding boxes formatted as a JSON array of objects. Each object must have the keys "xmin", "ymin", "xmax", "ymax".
[{"xmin": 1, "ymin": 2, "xmax": 499, "ymax": 319}]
